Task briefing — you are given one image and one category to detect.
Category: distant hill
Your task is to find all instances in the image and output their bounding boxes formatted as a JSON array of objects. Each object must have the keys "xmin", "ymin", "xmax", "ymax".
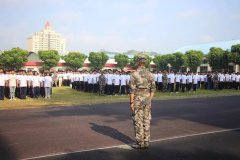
[{"xmin": 100, "ymin": 49, "xmax": 160, "ymax": 58}]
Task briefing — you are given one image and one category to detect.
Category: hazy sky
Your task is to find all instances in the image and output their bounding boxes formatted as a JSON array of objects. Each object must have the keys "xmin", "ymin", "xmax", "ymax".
[{"xmin": 0, "ymin": 0, "xmax": 240, "ymax": 54}]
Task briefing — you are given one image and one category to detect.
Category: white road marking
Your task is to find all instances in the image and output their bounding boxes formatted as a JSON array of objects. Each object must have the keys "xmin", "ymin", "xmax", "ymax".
[{"xmin": 21, "ymin": 127, "xmax": 240, "ymax": 160}]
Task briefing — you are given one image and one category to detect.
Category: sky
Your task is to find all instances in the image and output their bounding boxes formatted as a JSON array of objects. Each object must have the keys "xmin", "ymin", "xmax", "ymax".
[{"xmin": 0, "ymin": 0, "xmax": 240, "ymax": 54}]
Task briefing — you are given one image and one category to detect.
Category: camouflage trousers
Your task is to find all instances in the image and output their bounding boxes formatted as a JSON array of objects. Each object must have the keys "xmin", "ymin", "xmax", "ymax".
[
  {"xmin": 99, "ymin": 85, "xmax": 105, "ymax": 95},
  {"xmin": 133, "ymin": 96, "xmax": 151, "ymax": 145}
]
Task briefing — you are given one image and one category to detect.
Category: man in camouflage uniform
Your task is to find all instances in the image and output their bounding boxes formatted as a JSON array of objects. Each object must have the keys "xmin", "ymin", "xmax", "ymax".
[
  {"xmin": 162, "ymin": 71, "xmax": 168, "ymax": 92},
  {"xmin": 129, "ymin": 55, "xmax": 156, "ymax": 149},
  {"xmin": 212, "ymin": 72, "xmax": 219, "ymax": 91},
  {"xmin": 98, "ymin": 71, "xmax": 107, "ymax": 95}
]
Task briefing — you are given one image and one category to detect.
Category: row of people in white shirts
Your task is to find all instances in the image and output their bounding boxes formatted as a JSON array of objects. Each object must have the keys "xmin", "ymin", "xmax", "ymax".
[
  {"xmin": 0, "ymin": 73, "xmax": 52, "ymax": 88},
  {"xmin": 69, "ymin": 73, "xmax": 131, "ymax": 86},
  {"xmin": 153, "ymin": 73, "xmax": 240, "ymax": 83}
]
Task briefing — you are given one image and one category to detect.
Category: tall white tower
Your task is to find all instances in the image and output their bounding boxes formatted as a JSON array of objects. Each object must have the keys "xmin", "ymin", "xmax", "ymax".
[{"xmin": 27, "ymin": 21, "xmax": 67, "ymax": 54}]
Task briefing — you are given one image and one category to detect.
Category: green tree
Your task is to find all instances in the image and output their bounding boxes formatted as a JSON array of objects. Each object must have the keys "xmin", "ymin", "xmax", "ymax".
[
  {"xmin": 171, "ymin": 52, "xmax": 186, "ymax": 71},
  {"xmin": 130, "ymin": 53, "xmax": 152, "ymax": 68},
  {"xmin": 0, "ymin": 47, "xmax": 28, "ymax": 70},
  {"xmin": 153, "ymin": 55, "xmax": 169, "ymax": 71},
  {"xmin": 207, "ymin": 47, "xmax": 225, "ymax": 71},
  {"xmin": 88, "ymin": 52, "xmax": 109, "ymax": 70},
  {"xmin": 230, "ymin": 44, "xmax": 240, "ymax": 64},
  {"xmin": 38, "ymin": 50, "xmax": 60, "ymax": 70},
  {"xmin": 222, "ymin": 50, "xmax": 231, "ymax": 71},
  {"xmin": 114, "ymin": 54, "xmax": 129, "ymax": 69},
  {"xmin": 185, "ymin": 50, "xmax": 204, "ymax": 72},
  {"xmin": 63, "ymin": 52, "xmax": 87, "ymax": 70}
]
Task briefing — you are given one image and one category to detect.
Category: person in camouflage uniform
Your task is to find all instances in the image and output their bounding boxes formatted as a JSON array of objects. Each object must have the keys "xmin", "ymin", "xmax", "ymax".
[
  {"xmin": 162, "ymin": 71, "xmax": 168, "ymax": 92},
  {"xmin": 129, "ymin": 55, "xmax": 156, "ymax": 149},
  {"xmin": 212, "ymin": 72, "xmax": 219, "ymax": 91},
  {"xmin": 98, "ymin": 71, "xmax": 107, "ymax": 95}
]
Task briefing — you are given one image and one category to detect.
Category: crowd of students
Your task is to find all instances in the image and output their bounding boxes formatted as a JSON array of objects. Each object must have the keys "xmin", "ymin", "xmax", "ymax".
[
  {"xmin": 67, "ymin": 70, "xmax": 240, "ymax": 95},
  {"xmin": 1, "ymin": 68, "xmax": 240, "ymax": 101},
  {"xmin": 0, "ymin": 69, "xmax": 52, "ymax": 100}
]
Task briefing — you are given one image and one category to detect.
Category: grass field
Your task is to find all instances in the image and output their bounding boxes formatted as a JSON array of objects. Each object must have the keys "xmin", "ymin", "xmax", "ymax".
[{"xmin": 0, "ymin": 87, "xmax": 240, "ymax": 110}]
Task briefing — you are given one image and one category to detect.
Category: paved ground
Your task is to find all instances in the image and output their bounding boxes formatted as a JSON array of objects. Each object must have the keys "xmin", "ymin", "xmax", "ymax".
[{"xmin": 0, "ymin": 96, "xmax": 240, "ymax": 160}]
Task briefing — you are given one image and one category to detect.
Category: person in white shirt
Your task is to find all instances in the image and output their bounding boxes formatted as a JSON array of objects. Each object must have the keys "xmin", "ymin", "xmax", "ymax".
[
  {"xmin": 88, "ymin": 71, "xmax": 94, "ymax": 93},
  {"xmin": 31, "ymin": 72, "xmax": 41, "ymax": 98},
  {"xmin": 106, "ymin": 70, "xmax": 113, "ymax": 95},
  {"xmin": 43, "ymin": 73, "xmax": 53, "ymax": 99},
  {"xmin": 8, "ymin": 70, "xmax": 17, "ymax": 100},
  {"xmin": 0, "ymin": 69, "xmax": 7, "ymax": 100},
  {"xmin": 120, "ymin": 72, "xmax": 127, "ymax": 95},
  {"xmin": 236, "ymin": 72, "xmax": 240, "ymax": 90},
  {"xmin": 218, "ymin": 72, "xmax": 225, "ymax": 90},
  {"xmin": 193, "ymin": 72, "xmax": 199, "ymax": 93},
  {"xmin": 181, "ymin": 72, "xmax": 187, "ymax": 92},
  {"xmin": 18, "ymin": 71, "xmax": 28, "ymax": 99},
  {"xmin": 157, "ymin": 71, "xmax": 163, "ymax": 91},
  {"xmin": 225, "ymin": 72, "xmax": 230, "ymax": 89},
  {"xmin": 168, "ymin": 71, "xmax": 175, "ymax": 93},
  {"xmin": 113, "ymin": 71, "xmax": 121, "ymax": 96},
  {"xmin": 83, "ymin": 71, "xmax": 89, "ymax": 92},
  {"xmin": 187, "ymin": 72, "xmax": 193, "ymax": 92},
  {"xmin": 175, "ymin": 72, "xmax": 181, "ymax": 93},
  {"xmin": 92, "ymin": 71, "xmax": 98, "ymax": 93}
]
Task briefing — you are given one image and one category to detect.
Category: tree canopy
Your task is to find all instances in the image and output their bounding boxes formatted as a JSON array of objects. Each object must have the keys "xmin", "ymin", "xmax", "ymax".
[
  {"xmin": 153, "ymin": 54, "xmax": 171, "ymax": 71},
  {"xmin": 230, "ymin": 44, "xmax": 240, "ymax": 64},
  {"xmin": 63, "ymin": 52, "xmax": 87, "ymax": 70},
  {"xmin": 185, "ymin": 50, "xmax": 204, "ymax": 72},
  {"xmin": 0, "ymin": 47, "xmax": 28, "ymax": 70},
  {"xmin": 207, "ymin": 47, "xmax": 225, "ymax": 71},
  {"xmin": 38, "ymin": 50, "xmax": 60, "ymax": 70},
  {"xmin": 114, "ymin": 54, "xmax": 129, "ymax": 69},
  {"xmin": 88, "ymin": 52, "xmax": 109, "ymax": 70}
]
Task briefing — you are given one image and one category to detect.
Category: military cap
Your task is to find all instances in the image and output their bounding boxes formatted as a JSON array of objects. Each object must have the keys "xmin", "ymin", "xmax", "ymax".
[{"xmin": 136, "ymin": 55, "xmax": 147, "ymax": 64}]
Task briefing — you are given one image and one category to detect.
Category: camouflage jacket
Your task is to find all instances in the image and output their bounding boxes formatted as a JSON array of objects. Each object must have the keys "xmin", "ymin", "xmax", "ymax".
[
  {"xmin": 98, "ymin": 75, "xmax": 106, "ymax": 86},
  {"xmin": 129, "ymin": 66, "xmax": 156, "ymax": 95},
  {"xmin": 162, "ymin": 74, "xmax": 168, "ymax": 84}
]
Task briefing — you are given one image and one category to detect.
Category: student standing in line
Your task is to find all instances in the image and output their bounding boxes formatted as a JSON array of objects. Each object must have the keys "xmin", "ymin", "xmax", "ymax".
[
  {"xmin": 175, "ymin": 72, "xmax": 181, "ymax": 93},
  {"xmin": 181, "ymin": 72, "xmax": 187, "ymax": 93},
  {"xmin": 0, "ymin": 69, "xmax": 7, "ymax": 100},
  {"xmin": 193, "ymin": 72, "xmax": 199, "ymax": 93},
  {"xmin": 8, "ymin": 70, "xmax": 17, "ymax": 100},
  {"xmin": 32, "ymin": 72, "xmax": 41, "ymax": 98},
  {"xmin": 43, "ymin": 73, "xmax": 52, "ymax": 99}
]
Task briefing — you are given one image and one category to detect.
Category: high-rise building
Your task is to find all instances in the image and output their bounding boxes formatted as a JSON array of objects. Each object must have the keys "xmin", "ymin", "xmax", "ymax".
[{"xmin": 27, "ymin": 21, "xmax": 67, "ymax": 54}]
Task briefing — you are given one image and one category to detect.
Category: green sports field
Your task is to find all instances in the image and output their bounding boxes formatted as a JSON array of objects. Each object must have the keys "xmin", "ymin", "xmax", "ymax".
[{"xmin": 1, "ymin": 87, "xmax": 240, "ymax": 110}]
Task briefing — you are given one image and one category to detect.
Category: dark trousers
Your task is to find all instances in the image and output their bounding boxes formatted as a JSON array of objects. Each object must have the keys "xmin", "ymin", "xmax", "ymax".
[
  {"xmin": 170, "ymin": 83, "xmax": 174, "ymax": 92},
  {"xmin": 5, "ymin": 87, "xmax": 9, "ymax": 98},
  {"xmin": 114, "ymin": 85, "xmax": 120, "ymax": 94},
  {"xmin": 80, "ymin": 81, "xmax": 84, "ymax": 91},
  {"xmin": 40, "ymin": 87, "xmax": 45, "ymax": 97},
  {"xmin": 76, "ymin": 81, "xmax": 80, "ymax": 91},
  {"xmin": 33, "ymin": 87, "xmax": 40, "ymax": 98},
  {"xmin": 187, "ymin": 83, "xmax": 192, "ymax": 91},
  {"xmin": 20, "ymin": 87, "xmax": 27, "ymax": 99},
  {"xmin": 158, "ymin": 82, "xmax": 163, "ymax": 91},
  {"xmin": 175, "ymin": 82, "xmax": 180, "ymax": 92},
  {"xmin": 182, "ymin": 84, "xmax": 186, "ymax": 92},
  {"xmin": 107, "ymin": 84, "xmax": 113, "ymax": 95},
  {"xmin": 84, "ymin": 82, "xmax": 88, "ymax": 92},
  {"xmin": 0, "ymin": 86, "xmax": 4, "ymax": 100},
  {"xmin": 121, "ymin": 85, "xmax": 126, "ymax": 95},
  {"xmin": 93, "ymin": 84, "xmax": 98, "ymax": 93},
  {"xmin": 193, "ymin": 84, "xmax": 197, "ymax": 91},
  {"xmin": 88, "ymin": 84, "xmax": 93, "ymax": 93}
]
